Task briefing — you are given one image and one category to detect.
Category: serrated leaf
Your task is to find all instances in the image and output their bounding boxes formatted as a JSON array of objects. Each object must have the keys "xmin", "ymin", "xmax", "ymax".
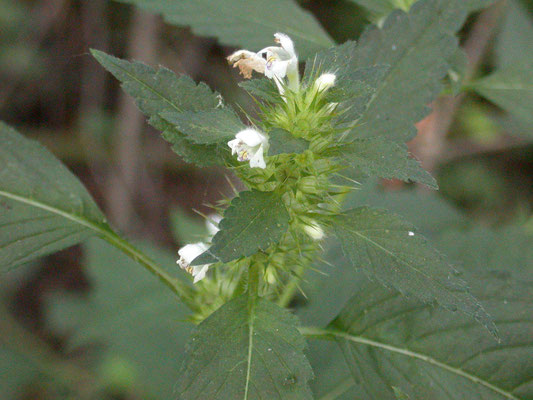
[
  {"xmin": 0, "ymin": 122, "xmax": 106, "ymax": 270},
  {"xmin": 239, "ymin": 78, "xmax": 281, "ymax": 104},
  {"xmin": 193, "ymin": 190, "xmax": 290, "ymax": 265},
  {"xmin": 46, "ymin": 239, "xmax": 191, "ymax": 399},
  {"xmin": 160, "ymin": 108, "xmax": 245, "ymax": 145},
  {"xmin": 329, "ymin": 253, "xmax": 532, "ymax": 399},
  {"xmin": 178, "ymin": 294, "xmax": 313, "ymax": 399},
  {"xmin": 91, "ymin": 49, "xmax": 228, "ymax": 166},
  {"xmin": 268, "ymin": 128, "xmax": 310, "ymax": 156},
  {"xmin": 113, "ymin": 0, "xmax": 333, "ymax": 59},
  {"xmin": 471, "ymin": 67, "xmax": 533, "ymax": 125},
  {"xmin": 332, "ymin": 207, "xmax": 497, "ymax": 336},
  {"xmin": 311, "ymin": 0, "xmax": 496, "ymax": 143},
  {"xmin": 338, "ymin": 139, "xmax": 437, "ymax": 188}
]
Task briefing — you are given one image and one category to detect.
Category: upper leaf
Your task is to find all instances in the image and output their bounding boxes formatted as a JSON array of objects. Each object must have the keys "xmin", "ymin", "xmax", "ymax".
[
  {"xmin": 311, "ymin": 0, "xmax": 496, "ymax": 143},
  {"xmin": 92, "ymin": 49, "xmax": 231, "ymax": 166},
  {"xmin": 46, "ymin": 239, "xmax": 191, "ymax": 399},
  {"xmin": 330, "ymin": 249, "xmax": 532, "ymax": 399},
  {"xmin": 0, "ymin": 122, "xmax": 106, "ymax": 270},
  {"xmin": 268, "ymin": 128, "xmax": 310, "ymax": 156},
  {"xmin": 113, "ymin": 0, "xmax": 333, "ymax": 58},
  {"xmin": 177, "ymin": 294, "xmax": 313, "ymax": 399},
  {"xmin": 192, "ymin": 190, "xmax": 290, "ymax": 265},
  {"xmin": 332, "ymin": 206, "xmax": 496, "ymax": 336},
  {"xmin": 471, "ymin": 66, "xmax": 533, "ymax": 126},
  {"xmin": 337, "ymin": 139, "xmax": 437, "ymax": 188}
]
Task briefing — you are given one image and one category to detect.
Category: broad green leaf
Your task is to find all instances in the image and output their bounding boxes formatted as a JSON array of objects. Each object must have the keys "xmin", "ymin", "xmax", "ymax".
[
  {"xmin": 239, "ymin": 78, "xmax": 281, "ymax": 104},
  {"xmin": 471, "ymin": 67, "xmax": 533, "ymax": 125},
  {"xmin": 311, "ymin": 0, "xmax": 496, "ymax": 143},
  {"xmin": 268, "ymin": 128, "xmax": 310, "ymax": 156},
  {"xmin": 91, "ymin": 49, "xmax": 228, "ymax": 166},
  {"xmin": 495, "ymin": 0, "xmax": 533, "ymax": 69},
  {"xmin": 160, "ymin": 108, "xmax": 245, "ymax": 145},
  {"xmin": 177, "ymin": 294, "xmax": 313, "ymax": 399},
  {"xmin": 349, "ymin": 0, "xmax": 414, "ymax": 23},
  {"xmin": 328, "ymin": 234, "xmax": 533, "ymax": 399},
  {"xmin": 113, "ymin": 0, "xmax": 333, "ymax": 59},
  {"xmin": 332, "ymin": 207, "xmax": 496, "ymax": 336},
  {"xmin": 338, "ymin": 139, "xmax": 437, "ymax": 188},
  {"xmin": 0, "ymin": 122, "xmax": 106, "ymax": 270},
  {"xmin": 192, "ymin": 190, "xmax": 290, "ymax": 265},
  {"xmin": 46, "ymin": 239, "xmax": 191, "ymax": 399}
]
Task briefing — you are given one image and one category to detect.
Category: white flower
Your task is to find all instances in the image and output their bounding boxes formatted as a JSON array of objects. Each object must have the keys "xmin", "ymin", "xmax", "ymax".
[
  {"xmin": 205, "ymin": 214, "xmax": 222, "ymax": 236},
  {"xmin": 228, "ymin": 128, "xmax": 269, "ymax": 169},
  {"xmin": 314, "ymin": 73, "xmax": 336, "ymax": 92},
  {"xmin": 177, "ymin": 242, "xmax": 211, "ymax": 283},
  {"xmin": 227, "ymin": 33, "xmax": 299, "ymax": 92},
  {"xmin": 304, "ymin": 222, "xmax": 325, "ymax": 241}
]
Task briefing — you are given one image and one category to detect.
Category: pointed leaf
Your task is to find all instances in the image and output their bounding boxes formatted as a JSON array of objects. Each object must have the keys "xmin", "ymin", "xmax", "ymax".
[
  {"xmin": 113, "ymin": 0, "xmax": 334, "ymax": 58},
  {"xmin": 338, "ymin": 139, "xmax": 437, "ymax": 188},
  {"xmin": 193, "ymin": 190, "xmax": 290, "ymax": 265},
  {"xmin": 0, "ymin": 122, "xmax": 106, "ymax": 270},
  {"xmin": 332, "ymin": 207, "xmax": 496, "ymax": 335},
  {"xmin": 268, "ymin": 128, "xmax": 310, "ymax": 156},
  {"xmin": 178, "ymin": 295, "xmax": 313, "ymax": 399},
  {"xmin": 239, "ymin": 78, "xmax": 281, "ymax": 104},
  {"xmin": 91, "ymin": 49, "xmax": 228, "ymax": 166}
]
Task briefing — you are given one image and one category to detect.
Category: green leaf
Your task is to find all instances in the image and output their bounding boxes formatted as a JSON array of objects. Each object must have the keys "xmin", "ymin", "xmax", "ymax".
[
  {"xmin": 312, "ymin": 0, "xmax": 496, "ymax": 143},
  {"xmin": 169, "ymin": 207, "xmax": 210, "ymax": 244},
  {"xmin": 348, "ymin": 0, "xmax": 415, "ymax": 23},
  {"xmin": 177, "ymin": 294, "xmax": 313, "ymax": 399},
  {"xmin": 0, "ymin": 347, "xmax": 41, "ymax": 399},
  {"xmin": 46, "ymin": 239, "xmax": 191, "ymax": 399},
  {"xmin": 0, "ymin": 122, "xmax": 106, "ymax": 270},
  {"xmin": 268, "ymin": 128, "xmax": 310, "ymax": 156},
  {"xmin": 328, "ymin": 231, "xmax": 533, "ymax": 399},
  {"xmin": 160, "ymin": 108, "xmax": 245, "ymax": 145},
  {"xmin": 113, "ymin": 0, "xmax": 333, "ymax": 59},
  {"xmin": 495, "ymin": 0, "xmax": 533, "ymax": 69},
  {"xmin": 471, "ymin": 67, "xmax": 533, "ymax": 125},
  {"xmin": 239, "ymin": 78, "xmax": 281, "ymax": 103},
  {"xmin": 332, "ymin": 207, "xmax": 497, "ymax": 336},
  {"xmin": 193, "ymin": 190, "xmax": 290, "ymax": 265},
  {"xmin": 338, "ymin": 139, "xmax": 437, "ymax": 188},
  {"xmin": 91, "ymin": 49, "xmax": 227, "ymax": 166}
]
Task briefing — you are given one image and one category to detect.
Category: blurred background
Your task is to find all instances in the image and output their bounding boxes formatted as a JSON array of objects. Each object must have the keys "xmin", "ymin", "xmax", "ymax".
[{"xmin": 1, "ymin": 0, "xmax": 532, "ymax": 399}]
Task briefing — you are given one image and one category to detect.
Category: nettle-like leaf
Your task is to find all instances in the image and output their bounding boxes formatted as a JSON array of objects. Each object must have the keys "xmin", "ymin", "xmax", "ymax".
[
  {"xmin": 0, "ymin": 122, "xmax": 106, "ymax": 270},
  {"xmin": 193, "ymin": 190, "xmax": 290, "ymax": 265},
  {"xmin": 329, "ymin": 268, "xmax": 532, "ymax": 399},
  {"xmin": 332, "ymin": 207, "xmax": 496, "ymax": 336},
  {"xmin": 268, "ymin": 128, "xmax": 310, "ymax": 156},
  {"xmin": 113, "ymin": 0, "xmax": 333, "ymax": 59},
  {"xmin": 338, "ymin": 139, "xmax": 437, "ymax": 188},
  {"xmin": 46, "ymin": 239, "xmax": 191, "ymax": 399},
  {"xmin": 239, "ymin": 78, "xmax": 281, "ymax": 104},
  {"xmin": 313, "ymin": 0, "xmax": 496, "ymax": 143},
  {"xmin": 471, "ymin": 67, "xmax": 533, "ymax": 126},
  {"xmin": 177, "ymin": 294, "xmax": 313, "ymax": 399},
  {"xmin": 92, "ymin": 49, "xmax": 232, "ymax": 166}
]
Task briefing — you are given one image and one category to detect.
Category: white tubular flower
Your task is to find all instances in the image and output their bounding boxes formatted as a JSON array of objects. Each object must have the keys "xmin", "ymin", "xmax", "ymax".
[
  {"xmin": 314, "ymin": 73, "xmax": 336, "ymax": 92},
  {"xmin": 227, "ymin": 33, "xmax": 299, "ymax": 92},
  {"xmin": 228, "ymin": 128, "xmax": 269, "ymax": 169},
  {"xmin": 177, "ymin": 243, "xmax": 211, "ymax": 283},
  {"xmin": 304, "ymin": 222, "xmax": 325, "ymax": 241},
  {"xmin": 205, "ymin": 214, "xmax": 222, "ymax": 236}
]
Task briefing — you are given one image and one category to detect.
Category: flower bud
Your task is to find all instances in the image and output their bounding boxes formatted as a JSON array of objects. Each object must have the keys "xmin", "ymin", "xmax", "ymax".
[{"xmin": 314, "ymin": 73, "xmax": 336, "ymax": 92}]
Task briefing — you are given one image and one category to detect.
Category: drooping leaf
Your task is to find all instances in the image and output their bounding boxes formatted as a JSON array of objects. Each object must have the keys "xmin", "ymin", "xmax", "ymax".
[
  {"xmin": 46, "ymin": 239, "xmax": 192, "ymax": 399},
  {"xmin": 177, "ymin": 294, "xmax": 313, "ymax": 399},
  {"xmin": 332, "ymin": 207, "xmax": 497, "ymax": 336},
  {"xmin": 91, "ymin": 49, "xmax": 228, "ymax": 166},
  {"xmin": 328, "ymin": 231, "xmax": 533, "ymax": 399},
  {"xmin": 338, "ymin": 139, "xmax": 437, "ymax": 188},
  {"xmin": 311, "ymin": 0, "xmax": 496, "ymax": 143},
  {"xmin": 160, "ymin": 108, "xmax": 245, "ymax": 145},
  {"xmin": 192, "ymin": 190, "xmax": 290, "ymax": 265},
  {"xmin": 113, "ymin": 0, "xmax": 334, "ymax": 58},
  {"xmin": 268, "ymin": 128, "xmax": 310, "ymax": 156},
  {"xmin": 471, "ymin": 67, "xmax": 533, "ymax": 125},
  {"xmin": 0, "ymin": 122, "xmax": 106, "ymax": 270}
]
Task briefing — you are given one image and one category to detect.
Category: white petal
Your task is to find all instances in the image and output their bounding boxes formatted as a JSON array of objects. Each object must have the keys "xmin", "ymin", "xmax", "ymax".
[
  {"xmin": 178, "ymin": 242, "xmax": 208, "ymax": 264},
  {"xmin": 206, "ymin": 214, "xmax": 222, "ymax": 236},
  {"xmin": 228, "ymin": 138, "xmax": 240, "ymax": 154},
  {"xmin": 192, "ymin": 265, "xmax": 209, "ymax": 283},
  {"xmin": 265, "ymin": 59, "xmax": 289, "ymax": 79},
  {"xmin": 274, "ymin": 33, "xmax": 296, "ymax": 58},
  {"xmin": 235, "ymin": 129, "xmax": 264, "ymax": 147},
  {"xmin": 249, "ymin": 146, "xmax": 266, "ymax": 169}
]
